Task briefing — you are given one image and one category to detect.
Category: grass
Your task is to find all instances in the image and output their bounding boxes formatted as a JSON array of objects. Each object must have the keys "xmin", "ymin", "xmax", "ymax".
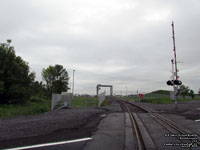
[
  {"xmin": 72, "ymin": 97, "xmax": 99, "ymax": 107},
  {"xmin": 138, "ymin": 97, "xmax": 200, "ymax": 104},
  {"xmin": 4, "ymin": 95, "xmax": 197, "ymax": 118},
  {"xmin": 119, "ymin": 95, "xmax": 200, "ymax": 104},
  {"xmin": 0, "ymin": 96, "xmax": 110, "ymax": 118},
  {"xmin": 0, "ymin": 97, "xmax": 50, "ymax": 118},
  {"xmin": 139, "ymin": 98, "xmax": 173, "ymax": 104}
]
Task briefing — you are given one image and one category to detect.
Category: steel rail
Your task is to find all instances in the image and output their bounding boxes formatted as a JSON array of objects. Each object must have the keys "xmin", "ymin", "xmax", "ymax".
[
  {"xmin": 152, "ymin": 112, "xmax": 200, "ymax": 147},
  {"xmin": 152, "ymin": 113, "xmax": 185, "ymax": 134},
  {"xmin": 119, "ymin": 99, "xmax": 200, "ymax": 147},
  {"xmin": 118, "ymin": 100, "xmax": 144, "ymax": 150}
]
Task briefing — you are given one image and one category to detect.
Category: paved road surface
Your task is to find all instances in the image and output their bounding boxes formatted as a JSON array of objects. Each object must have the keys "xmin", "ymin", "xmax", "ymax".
[{"xmin": 1, "ymin": 100, "xmax": 200, "ymax": 150}]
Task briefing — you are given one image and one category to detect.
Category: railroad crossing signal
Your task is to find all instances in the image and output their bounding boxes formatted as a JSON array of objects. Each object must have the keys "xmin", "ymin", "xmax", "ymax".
[{"xmin": 166, "ymin": 80, "xmax": 182, "ymax": 86}]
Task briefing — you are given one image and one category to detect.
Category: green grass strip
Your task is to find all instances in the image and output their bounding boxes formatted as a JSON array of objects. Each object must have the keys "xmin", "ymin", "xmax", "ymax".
[{"xmin": 0, "ymin": 97, "xmax": 50, "ymax": 118}]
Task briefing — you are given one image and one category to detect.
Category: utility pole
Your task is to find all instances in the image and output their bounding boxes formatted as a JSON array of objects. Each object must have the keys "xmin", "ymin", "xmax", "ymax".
[
  {"xmin": 72, "ymin": 70, "xmax": 75, "ymax": 98},
  {"xmin": 137, "ymin": 90, "xmax": 140, "ymax": 103},
  {"xmin": 70, "ymin": 82, "xmax": 72, "ymax": 93},
  {"xmin": 126, "ymin": 86, "xmax": 127, "ymax": 97}
]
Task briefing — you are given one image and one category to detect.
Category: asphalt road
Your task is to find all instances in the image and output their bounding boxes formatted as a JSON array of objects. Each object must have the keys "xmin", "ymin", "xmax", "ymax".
[
  {"xmin": 0, "ymin": 107, "xmax": 109, "ymax": 149},
  {"xmin": 136, "ymin": 100, "xmax": 200, "ymax": 135},
  {"xmin": 0, "ymin": 99, "xmax": 200, "ymax": 150}
]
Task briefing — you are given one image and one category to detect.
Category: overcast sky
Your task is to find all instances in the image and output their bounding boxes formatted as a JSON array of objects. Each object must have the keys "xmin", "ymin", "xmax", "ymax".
[{"xmin": 1, "ymin": 0, "xmax": 200, "ymax": 95}]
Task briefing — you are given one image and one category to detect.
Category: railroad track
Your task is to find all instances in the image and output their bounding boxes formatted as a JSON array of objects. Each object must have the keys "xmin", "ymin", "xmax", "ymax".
[
  {"xmin": 118, "ymin": 100, "xmax": 156, "ymax": 150},
  {"xmin": 117, "ymin": 98, "xmax": 200, "ymax": 150},
  {"xmin": 119, "ymin": 100, "xmax": 145, "ymax": 150}
]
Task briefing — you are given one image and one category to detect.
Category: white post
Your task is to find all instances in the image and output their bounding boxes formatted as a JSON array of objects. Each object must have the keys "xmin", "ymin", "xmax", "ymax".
[
  {"xmin": 171, "ymin": 59, "xmax": 178, "ymax": 108},
  {"xmin": 72, "ymin": 70, "xmax": 75, "ymax": 98},
  {"xmin": 126, "ymin": 86, "xmax": 127, "ymax": 97},
  {"xmin": 137, "ymin": 90, "xmax": 140, "ymax": 103}
]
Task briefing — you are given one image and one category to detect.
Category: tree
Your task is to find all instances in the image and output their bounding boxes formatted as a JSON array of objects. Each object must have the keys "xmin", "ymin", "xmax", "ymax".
[
  {"xmin": 29, "ymin": 81, "xmax": 47, "ymax": 98},
  {"xmin": 0, "ymin": 40, "xmax": 35, "ymax": 104},
  {"xmin": 178, "ymin": 85, "xmax": 190, "ymax": 99},
  {"xmin": 189, "ymin": 90, "xmax": 195, "ymax": 99},
  {"xmin": 42, "ymin": 64, "xmax": 69, "ymax": 96}
]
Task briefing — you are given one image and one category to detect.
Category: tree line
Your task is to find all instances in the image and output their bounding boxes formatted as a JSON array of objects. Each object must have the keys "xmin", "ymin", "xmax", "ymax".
[
  {"xmin": 0, "ymin": 40, "xmax": 70, "ymax": 104},
  {"xmin": 152, "ymin": 87, "xmax": 195, "ymax": 99},
  {"xmin": 178, "ymin": 85, "xmax": 194, "ymax": 99}
]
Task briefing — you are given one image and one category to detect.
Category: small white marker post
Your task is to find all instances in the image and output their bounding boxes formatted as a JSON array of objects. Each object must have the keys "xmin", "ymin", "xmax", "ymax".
[{"xmin": 137, "ymin": 90, "xmax": 140, "ymax": 104}]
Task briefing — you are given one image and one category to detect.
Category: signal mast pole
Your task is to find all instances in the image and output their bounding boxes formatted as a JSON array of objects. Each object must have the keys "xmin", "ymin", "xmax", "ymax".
[
  {"xmin": 171, "ymin": 21, "xmax": 178, "ymax": 107},
  {"xmin": 172, "ymin": 21, "xmax": 178, "ymax": 80},
  {"xmin": 167, "ymin": 21, "xmax": 182, "ymax": 108}
]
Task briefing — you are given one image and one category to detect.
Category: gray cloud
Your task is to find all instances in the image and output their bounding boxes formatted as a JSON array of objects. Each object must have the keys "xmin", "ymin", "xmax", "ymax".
[{"xmin": 1, "ymin": 0, "xmax": 200, "ymax": 94}]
